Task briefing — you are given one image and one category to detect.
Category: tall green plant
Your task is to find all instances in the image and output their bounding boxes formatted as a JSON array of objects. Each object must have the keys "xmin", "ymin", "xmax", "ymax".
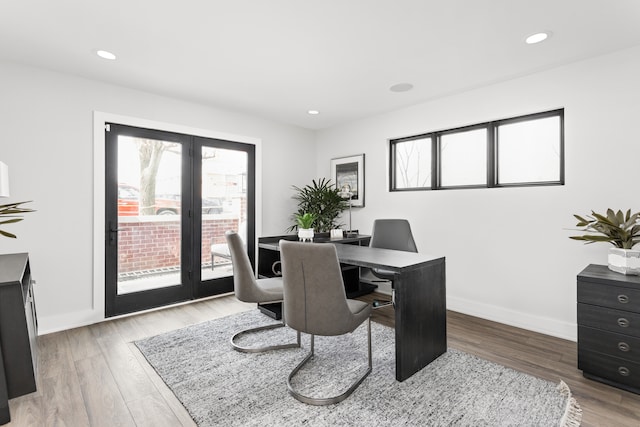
[
  {"xmin": 289, "ymin": 178, "xmax": 347, "ymax": 233},
  {"xmin": 570, "ymin": 209, "xmax": 640, "ymax": 249}
]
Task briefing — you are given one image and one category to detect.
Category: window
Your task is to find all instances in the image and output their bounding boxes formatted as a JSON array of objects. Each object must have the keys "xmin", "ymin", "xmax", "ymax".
[
  {"xmin": 390, "ymin": 109, "xmax": 563, "ymax": 191},
  {"xmin": 391, "ymin": 136, "xmax": 432, "ymax": 189},
  {"xmin": 440, "ymin": 127, "xmax": 487, "ymax": 187},
  {"xmin": 497, "ymin": 114, "xmax": 562, "ymax": 185}
]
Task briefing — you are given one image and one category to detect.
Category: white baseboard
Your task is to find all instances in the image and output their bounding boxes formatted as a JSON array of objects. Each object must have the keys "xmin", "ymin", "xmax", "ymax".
[
  {"xmin": 363, "ymin": 276, "xmax": 576, "ymax": 341},
  {"xmin": 37, "ymin": 292, "xmax": 237, "ymax": 335},
  {"xmin": 366, "ymin": 286, "xmax": 576, "ymax": 341},
  {"xmin": 447, "ymin": 295, "xmax": 577, "ymax": 342},
  {"xmin": 38, "ymin": 309, "xmax": 103, "ymax": 335}
]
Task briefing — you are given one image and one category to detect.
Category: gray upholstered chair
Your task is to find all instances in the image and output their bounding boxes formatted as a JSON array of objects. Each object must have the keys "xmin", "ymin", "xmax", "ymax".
[
  {"xmin": 211, "ymin": 221, "xmax": 246, "ymax": 270},
  {"xmin": 279, "ymin": 240, "xmax": 372, "ymax": 406},
  {"xmin": 226, "ymin": 231, "xmax": 300, "ymax": 353},
  {"xmin": 369, "ymin": 219, "xmax": 417, "ymax": 307}
]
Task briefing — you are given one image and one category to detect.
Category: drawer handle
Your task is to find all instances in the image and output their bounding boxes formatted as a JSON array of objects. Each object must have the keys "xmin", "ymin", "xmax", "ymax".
[
  {"xmin": 618, "ymin": 342, "xmax": 631, "ymax": 352},
  {"xmin": 618, "ymin": 318, "xmax": 630, "ymax": 328},
  {"xmin": 618, "ymin": 366, "xmax": 630, "ymax": 377},
  {"xmin": 618, "ymin": 294, "xmax": 630, "ymax": 304},
  {"xmin": 271, "ymin": 261, "xmax": 282, "ymax": 276}
]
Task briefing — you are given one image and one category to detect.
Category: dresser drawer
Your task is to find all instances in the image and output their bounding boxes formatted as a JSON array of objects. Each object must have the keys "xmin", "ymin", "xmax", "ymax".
[
  {"xmin": 578, "ymin": 280, "xmax": 640, "ymax": 312},
  {"xmin": 578, "ymin": 325, "xmax": 640, "ymax": 360},
  {"xmin": 578, "ymin": 349, "xmax": 640, "ymax": 392},
  {"xmin": 578, "ymin": 303, "xmax": 640, "ymax": 338}
]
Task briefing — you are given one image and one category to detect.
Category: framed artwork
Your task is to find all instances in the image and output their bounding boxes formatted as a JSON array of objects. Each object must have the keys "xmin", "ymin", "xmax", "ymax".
[{"xmin": 331, "ymin": 154, "xmax": 365, "ymax": 207}]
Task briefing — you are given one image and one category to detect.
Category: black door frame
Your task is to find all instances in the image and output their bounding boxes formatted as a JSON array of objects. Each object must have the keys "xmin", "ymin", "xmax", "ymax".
[
  {"xmin": 192, "ymin": 136, "xmax": 256, "ymax": 299},
  {"xmin": 105, "ymin": 123, "xmax": 255, "ymax": 317}
]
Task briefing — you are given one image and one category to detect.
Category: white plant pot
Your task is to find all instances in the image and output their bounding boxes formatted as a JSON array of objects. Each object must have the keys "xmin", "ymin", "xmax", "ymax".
[
  {"xmin": 608, "ymin": 248, "xmax": 640, "ymax": 275},
  {"xmin": 298, "ymin": 228, "xmax": 314, "ymax": 242}
]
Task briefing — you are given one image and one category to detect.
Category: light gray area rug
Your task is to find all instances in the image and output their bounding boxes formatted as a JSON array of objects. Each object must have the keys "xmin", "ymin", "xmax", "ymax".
[{"xmin": 135, "ymin": 310, "xmax": 581, "ymax": 427}]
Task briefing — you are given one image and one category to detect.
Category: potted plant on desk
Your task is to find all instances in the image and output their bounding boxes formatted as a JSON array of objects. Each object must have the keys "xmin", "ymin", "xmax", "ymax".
[
  {"xmin": 295, "ymin": 212, "xmax": 316, "ymax": 242},
  {"xmin": 288, "ymin": 178, "xmax": 347, "ymax": 234},
  {"xmin": 570, "ymin": 208, "xmax": 640, "ymax": 275}
]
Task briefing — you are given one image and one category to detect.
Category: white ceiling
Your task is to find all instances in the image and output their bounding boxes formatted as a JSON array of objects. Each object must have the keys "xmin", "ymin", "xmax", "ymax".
[{"xmin": 1, "ymin": 1, "xmax": 640, "ymax": 130}]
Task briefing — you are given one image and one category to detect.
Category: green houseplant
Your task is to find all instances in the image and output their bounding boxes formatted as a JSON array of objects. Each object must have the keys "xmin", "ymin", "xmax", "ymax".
[
  {"xmin": 295, "ymin": 212, "xmax": 316, "ymax": 230},
  {"xmin": 0, "ymin": 201, "xmax": 34, "ymax": 239},
  {"xmin": 570, "ymin": 209, "xmax": 640, "ymax": 249},
  {"xmin": 570, "ymin": 209, "xmax": 640, "ymax": 275},
  {"xmin": 289, "ymin": 178, "xmax": 347, "ymax": 233},
  {"xmin": 295, "ymin": 212, "xmax": 317, "ymax": 242}
]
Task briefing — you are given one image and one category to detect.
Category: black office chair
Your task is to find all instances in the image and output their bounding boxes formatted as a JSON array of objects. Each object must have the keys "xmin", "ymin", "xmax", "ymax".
[
  {"xmin": 280, "ymin": 240, "xmax": 373, "ymax": 406},
  {"xmin": 369, "ymin": 219, "xmax": 417, "ymax": 308}
]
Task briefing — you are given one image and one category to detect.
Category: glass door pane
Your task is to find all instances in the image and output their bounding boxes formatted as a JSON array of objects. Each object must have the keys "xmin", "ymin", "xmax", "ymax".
[
  {"xmin": 117, "ymin": 136, "xmax": 183, "ymax": 295},
  {"xmin": 201, "ymin": 146, "xmax": 248, "ymax": 281}
]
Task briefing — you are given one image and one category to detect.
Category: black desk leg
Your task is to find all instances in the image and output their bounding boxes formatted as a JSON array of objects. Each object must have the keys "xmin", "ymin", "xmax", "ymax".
[
  {"xmin": 394, "ymin": 259, "xmax": 447, "ymax": 382},
  {"xmin": 0, "ymin": 346, "xmax": 10, "ymax": 425}
]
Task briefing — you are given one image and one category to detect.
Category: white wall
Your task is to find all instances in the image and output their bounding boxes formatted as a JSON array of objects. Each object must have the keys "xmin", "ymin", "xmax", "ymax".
[
  {"xmin": 4, "ymin": 44, "xmax": 639, "ymax": 339},
  {"xmin": 0, "ymin": 62, "xmax": 315, "ymax": 333},
  {"xmin": 315, "ymin": 45, "xmax": 640, "ymax": 341}
]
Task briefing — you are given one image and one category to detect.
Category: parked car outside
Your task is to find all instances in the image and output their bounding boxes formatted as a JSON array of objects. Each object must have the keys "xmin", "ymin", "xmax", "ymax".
[
  {"xmin": 156, "ymin": 194, "xmax": 224, "ymax": 214},
  {"xmin": 118, "ymin": 184, "xmax": 180, "ymax": 216},
  {"xmin": 203, "ymin": 197, "xmax": 224, "ymax": 214},
  {"xmin": 118, "ymin": 184, "xmax": 224, "ymax": 216}
]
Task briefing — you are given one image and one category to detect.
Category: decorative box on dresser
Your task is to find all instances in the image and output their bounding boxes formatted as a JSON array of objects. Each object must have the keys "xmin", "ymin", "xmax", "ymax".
[
  {"xmin": 577, "ymin": 264, "xmax": 640, "ymax": 394},
  {"xmin": 0, "ymin": 253, "xmax": 38, "ymax": 425}
]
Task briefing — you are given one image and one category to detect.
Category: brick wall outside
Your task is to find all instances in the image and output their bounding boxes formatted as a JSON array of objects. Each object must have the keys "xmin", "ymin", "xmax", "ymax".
[{"xmin": 118, "ymin": 216, "xmax": 239, "ymax": 273}]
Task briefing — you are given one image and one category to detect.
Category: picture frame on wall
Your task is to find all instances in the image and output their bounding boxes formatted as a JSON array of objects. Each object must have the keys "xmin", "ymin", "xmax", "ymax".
[{"xmin": 330, "ymin": 154, "xmax": 365, "ymax": 207}]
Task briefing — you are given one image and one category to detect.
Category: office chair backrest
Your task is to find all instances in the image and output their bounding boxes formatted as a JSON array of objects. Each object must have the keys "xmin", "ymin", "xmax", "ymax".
[
  {"xmin": 225, "ymin": 230, "xmax": 262, "ymax": 302},
  {"xmin": 369, "ymin": 219, "xmax": 417, "ymax": 253},
  {"xmin": 280, "ymin": 240, "xmax": 356, "ymax": 336}
]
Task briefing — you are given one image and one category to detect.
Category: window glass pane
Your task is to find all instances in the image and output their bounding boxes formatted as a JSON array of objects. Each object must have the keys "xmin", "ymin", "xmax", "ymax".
[
  {"xmin": 393, "ymin": 137, "xmax": 431, "ymax": 189},
  {"xmin": 497, "ymin": 116, "xmax": 561, "ymax": 184},
  {"xmin": 201, "ymin": 147, "xmax": 248, "ymax": 280},
  {"xmin": 440, "ymin": 128, "xmax": 486, "ymax": 187},
  {"xmin": 117, "ymin": 136, "xmax": 182, "ymax": 295}
]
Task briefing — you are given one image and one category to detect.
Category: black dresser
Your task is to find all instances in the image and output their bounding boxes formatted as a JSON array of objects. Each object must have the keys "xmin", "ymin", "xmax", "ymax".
[
  {"xmin": 577, "ymin": 264, "xmax": 640, "ymax": 394},
  {"xmin": 0, "ymin": 253, "xmax": 38, "ymax": 424}
]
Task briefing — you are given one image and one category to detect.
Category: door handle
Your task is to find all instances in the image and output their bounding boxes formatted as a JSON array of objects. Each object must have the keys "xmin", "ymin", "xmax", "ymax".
[{"xmin": 108, "ymin": 223, "xmax": 120, "ymax": 245}]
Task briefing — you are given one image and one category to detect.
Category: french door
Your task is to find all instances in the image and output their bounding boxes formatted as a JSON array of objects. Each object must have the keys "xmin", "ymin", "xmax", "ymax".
[{"xmin": 105, "ymin": 123, "xmax": 255, "ymax": 317}]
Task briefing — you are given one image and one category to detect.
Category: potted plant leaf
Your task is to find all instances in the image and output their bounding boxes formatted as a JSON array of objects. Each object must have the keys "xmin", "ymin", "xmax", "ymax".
[
  {"xmin": 295, "ymin": 212, "xmax": 316, "ymax": 242},
  {"xmin": 570, "ymin": 208, "xmax": 640, "ymax": 275},
  {"xmin": 289, "ymin": 178, "xmax": 347, "ymax": 234},
  {"xmin": 0, "ymin": 201, "xmax": 34, "ymax": 239}
]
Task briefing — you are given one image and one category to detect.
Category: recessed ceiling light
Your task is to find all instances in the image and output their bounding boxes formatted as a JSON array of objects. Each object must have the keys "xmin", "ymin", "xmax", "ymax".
[
  {"xmin": 525, "ymin": 32, "xmax": 551, "ymax": 45},
  {"xmin": 96, "ymin": 50, "xmax": 117, "ymax": 60},
  {"xmin": 307, "ymin": 110, "xmax": 320, "ymax": 115},
  {"xmin": 390, "ymin": 83, "xmax": 413, "ymax": 93}
]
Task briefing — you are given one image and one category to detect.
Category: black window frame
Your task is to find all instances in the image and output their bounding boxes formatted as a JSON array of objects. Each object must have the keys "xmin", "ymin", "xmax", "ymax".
[
  {"xmin": 389, "ymin": 108, "xmax": 564, "ymax": 191},
  {"xmin": 390, "ymin": 134, "xmax": 434, "ymax": 191}
]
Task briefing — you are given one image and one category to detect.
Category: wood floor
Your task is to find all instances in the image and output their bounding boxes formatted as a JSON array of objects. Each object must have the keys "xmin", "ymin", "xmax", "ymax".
[{"xmin": 6, "ymin": 292, "xmax": 640, "ymax": 426}]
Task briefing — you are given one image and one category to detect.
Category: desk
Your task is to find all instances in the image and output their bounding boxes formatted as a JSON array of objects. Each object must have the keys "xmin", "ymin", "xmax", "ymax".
[
  {"xmin": 258, "ymin": 236, "xmax": 446, "ymax": 382},
  {"xmin": 258, "ymin": 234, "xmax": 376, "ymax": 302}
]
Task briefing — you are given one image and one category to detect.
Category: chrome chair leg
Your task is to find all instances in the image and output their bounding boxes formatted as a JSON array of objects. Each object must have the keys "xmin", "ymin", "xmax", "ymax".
[
  {"xmin": 373, "ymin": 288, "xmax": 395, "ymax": 309},
  {"xmin": 231, "ymin": 323, "xmax": 301, "ymax": 353},
  {"xmin": 287, "ymin": 318, "xmax": 372, "ymax": 406}
]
